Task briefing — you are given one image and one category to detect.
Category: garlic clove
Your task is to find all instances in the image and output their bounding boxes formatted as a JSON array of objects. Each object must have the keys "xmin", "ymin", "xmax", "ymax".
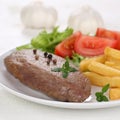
[
  {"xmin": 21, "ymin": 1, "xmax": 58, "ymax": 29},
  {"xmin": 68, "ymin": 5, "xmax": 104, "ymax": 35}
]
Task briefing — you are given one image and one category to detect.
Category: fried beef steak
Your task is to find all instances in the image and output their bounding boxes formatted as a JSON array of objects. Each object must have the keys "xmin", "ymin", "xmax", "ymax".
[{"xmin": 4, "ymin": 49, "xmax": 91, "ymax": 102}]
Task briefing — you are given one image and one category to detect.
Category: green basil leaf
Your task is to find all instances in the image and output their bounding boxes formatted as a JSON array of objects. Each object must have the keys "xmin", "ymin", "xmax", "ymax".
[
  {"xmin": 102, "ymin": 95, "xmax": 109, "ymax": 101},
  {"xmin": 95, "ymin": 84, "xmax": 109, "ymax": 102},
  {"xmin": 95, "ymin": 92, "xmax": 103, "ymax": 97},
  {"xmin": 102, "ymin": 84, "xmax": 110, "ymax": 93},
  {"xmin": 51, "ymin": 68, "xmax": 62, "ymax": 72},
  {"xmin": 62, "ymin": 71, "xmax": 68, "ymax": 78},
  {"xmin": 69, "ymin": 67, "xmax": 78, "ymax": 72},
  {"xmin": 64, "ymin": 60, "xmax": 69, "ymax": 70},
  {"xmin": 51, "ymin": 59, "xmax": 77, "ymax": 78},
  {"xmin": 96, "ymin": 96, "xmax": 103, "ymax": 102}
]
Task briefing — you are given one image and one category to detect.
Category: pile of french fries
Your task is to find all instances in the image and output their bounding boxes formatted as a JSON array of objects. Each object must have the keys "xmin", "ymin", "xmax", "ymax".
[{"xmin": 80, "ymin": 47, "xmax": 120, "ymax": 100}]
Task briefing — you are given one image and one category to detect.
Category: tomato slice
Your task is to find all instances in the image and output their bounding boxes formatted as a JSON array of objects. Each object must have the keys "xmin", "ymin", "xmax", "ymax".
[
  {"xmin": 74, "ymin": 35, "xmax": 117, "ymax": 57},
  {"xmin": 55, "ymin": 32, "xmax": 81, "ymax": 58},
  {"xmin": 96, "ymin": 28, "xmax": 120, "ymax": 49}
]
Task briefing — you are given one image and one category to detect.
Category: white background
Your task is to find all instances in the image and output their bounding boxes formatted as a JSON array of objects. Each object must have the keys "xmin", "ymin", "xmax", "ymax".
[{"xmin": 0, "ymin": 0, "xmax": 120, "ymax": 120}]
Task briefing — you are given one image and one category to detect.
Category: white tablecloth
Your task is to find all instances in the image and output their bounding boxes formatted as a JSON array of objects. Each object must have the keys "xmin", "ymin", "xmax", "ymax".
[{"xmin": 0, "ymin": 0, "xmax": 120, "ymax": 120}]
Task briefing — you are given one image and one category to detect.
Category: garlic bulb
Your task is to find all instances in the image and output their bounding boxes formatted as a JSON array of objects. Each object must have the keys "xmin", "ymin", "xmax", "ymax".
[
  {"xmin": 21, "ymin": 1, "xmax": 57, "ymax": 29},
  {"xmin": 68, "ymin": 5, "xmax": 104, "ymax": 35}
]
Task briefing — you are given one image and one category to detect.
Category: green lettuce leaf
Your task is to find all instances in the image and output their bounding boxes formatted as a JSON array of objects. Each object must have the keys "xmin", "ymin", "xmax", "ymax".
[{"xmin": 17, "ymin": 27, "xmax": 73, "ymax": 53}]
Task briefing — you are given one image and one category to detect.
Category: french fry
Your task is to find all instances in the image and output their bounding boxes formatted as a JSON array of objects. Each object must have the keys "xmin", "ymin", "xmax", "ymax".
[
  {"xmin": 109, "ymin": 88, "xmax": 120, "ymax": 100},
  {"xmin": 105, "ymin": 61, "xmax": 116, "ymax": 66},
  {"xmin": 80, "ymin": 55, "xmax": 105, "ymax": 72},
  {"xmin": 80, "ymin": 47, "xmax": 120, "ymax": 99},
  {"xmin": 106, "ymin": 56, "xmax": 120, "ymax": 65},
  {"xmin": 105, "ymin": 61, "xmax": 120, "ymax": 70},
  {"xmin": 88, "ymin": 61, "xmax": 120, "ymax": 77},
  {"xmin": 104, "ymin": 47, "xmax": 120, "ymax": 60},
  {"xmin": 84, "ymin": 72, "xmax": 120, "ymax": 87}
]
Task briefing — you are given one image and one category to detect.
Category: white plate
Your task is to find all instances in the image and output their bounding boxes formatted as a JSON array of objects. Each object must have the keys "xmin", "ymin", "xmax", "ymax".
[{"xmin": 0, "ymin": 49, "xmax": 120, "ymax": 109}]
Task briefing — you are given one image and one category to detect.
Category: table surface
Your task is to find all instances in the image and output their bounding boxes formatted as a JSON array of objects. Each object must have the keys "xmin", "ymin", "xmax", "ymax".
[{"xmin": 0, "ymin": 0, "xmax": 120, "ymax": 120}]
